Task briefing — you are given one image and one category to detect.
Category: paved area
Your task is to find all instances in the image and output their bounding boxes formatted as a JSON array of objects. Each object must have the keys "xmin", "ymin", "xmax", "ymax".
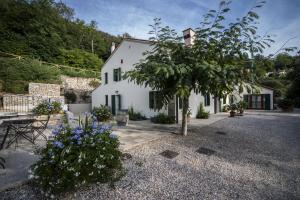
[
  {"xmin": 115, "ymin": 113, "xmax": 228, "ymax": 151},
  {"xmin": 1, "ymin": 112, "xmax": 300, "ymax": 199}
]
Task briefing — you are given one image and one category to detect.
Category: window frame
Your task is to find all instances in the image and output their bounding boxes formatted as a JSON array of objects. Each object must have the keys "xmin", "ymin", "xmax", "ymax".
[
  {"xmin": 104, "ymin": 72, "xmax": 108, "ymax": 84},
  {"xmin": 113, "ymin": 68, "xmax": 121, "ymax": 82},
  {"xmin": 204, "ymin": 93, "xmax": 210, "ymax": 106}
]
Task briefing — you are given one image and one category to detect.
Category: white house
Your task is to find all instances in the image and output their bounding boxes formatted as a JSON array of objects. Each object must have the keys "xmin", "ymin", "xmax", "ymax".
[{"xmin": 92, "ymin": 28, "xmax": 274, "ymax": 122}]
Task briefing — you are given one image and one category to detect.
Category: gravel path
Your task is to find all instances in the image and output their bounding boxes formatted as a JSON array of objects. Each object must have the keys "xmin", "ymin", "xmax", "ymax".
[{"xmin": 1, "ymin": 114, "xmax": 300, "ymax": 200}]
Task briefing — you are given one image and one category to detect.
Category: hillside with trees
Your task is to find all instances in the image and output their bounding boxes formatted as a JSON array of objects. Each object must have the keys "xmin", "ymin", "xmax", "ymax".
[{"xmin": 0, "ymin": 0, "xmax": 120, "ymax": 93}]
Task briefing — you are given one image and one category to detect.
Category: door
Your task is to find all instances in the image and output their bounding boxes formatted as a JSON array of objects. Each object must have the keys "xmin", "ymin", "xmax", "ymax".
[
  {"xmin": 265, "ymin": 94, "xmax": 271, "ymax": 110},
  {"xmin": 111, "ymin": 95, "xmax": 116, "ymax": 115},
  {"xmin": 111, "ymin": 95, "xmax": 121, "ymax": 115}
]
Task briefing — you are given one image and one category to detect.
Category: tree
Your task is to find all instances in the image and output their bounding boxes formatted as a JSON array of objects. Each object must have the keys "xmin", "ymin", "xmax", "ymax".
[{"xmin": 125, "ymin": 0, "xmax": 273, "ymax": 136}]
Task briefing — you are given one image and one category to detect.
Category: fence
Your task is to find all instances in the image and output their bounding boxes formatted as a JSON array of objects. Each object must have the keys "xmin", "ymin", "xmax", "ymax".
[{"xmin": 0, "ymin": 94, "xmax": 65, "ymax": 113}]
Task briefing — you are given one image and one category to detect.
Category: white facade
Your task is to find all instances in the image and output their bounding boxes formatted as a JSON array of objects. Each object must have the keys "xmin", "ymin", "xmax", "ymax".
[
  {"xmin": 92, "ymin": 38, "xmax": 220, "ymax": 119},
  {"xmin": 92, "ymin": 37, "xmax": 274, "ymax": 120}
]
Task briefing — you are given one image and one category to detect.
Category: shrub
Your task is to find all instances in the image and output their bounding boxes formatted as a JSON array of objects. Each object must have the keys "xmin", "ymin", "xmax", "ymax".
[
  {"xmin": 32, "ymin": 101, "xmax": 62, "ymax": 115},
  {"xmin": 29, "ymin": 115, "xmax": 122, "ymax": 197},
  {"xmin": 237, "ymin": 101, "xmax": 248, "ymax": 113},
  {"xmin": 196, "ymin": 103, "xmax": 209, "ymax": 119},
  {"xmin": 151, "ymin": 113, "xmax": 175, "ymax": 124},
  {"xmin": 65, "ymin": 91, "xmax": 77, "ymax": 103},
  {"xmin": 92, "ymin": 105, "xmax": 113, "ymax": 122},
  {"xmin": 89, "ymin": 79, "xmax": 100, "ymax": 88},
  {"xmin": 222, "ymin": 104, "xmax": 229, "ymax": 112},
  {"xmin": 278, "ymin": 98, "xmax": 294, "ymax": 111},
  {"xmin": 128, "ymin": 107, "xmax": 146, "ymax": 121}
]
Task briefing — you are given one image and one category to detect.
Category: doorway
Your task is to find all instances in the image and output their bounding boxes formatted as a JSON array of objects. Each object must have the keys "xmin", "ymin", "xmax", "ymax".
[{"xmin": 111, "ymin": 95, "xmax": 121, "ymax": 115}]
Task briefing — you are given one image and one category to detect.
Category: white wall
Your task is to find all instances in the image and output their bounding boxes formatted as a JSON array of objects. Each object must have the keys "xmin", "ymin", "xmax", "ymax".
[
  {"xmin": 92, "ymin": 40, "xmax": 167, "ymax": 118},
  {"xmin": 68, "ymin": 104, "xmax": 91, "ymax": 115}
]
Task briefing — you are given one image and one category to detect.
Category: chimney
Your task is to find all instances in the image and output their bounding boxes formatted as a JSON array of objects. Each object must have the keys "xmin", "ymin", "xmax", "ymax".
[
  {"xmin": 110, "ymin": 42, "xmax": 116, "ymax": 53},
  {"xmin": 183, "ymin": 28, "xmax": 195, "ymax": 46}
]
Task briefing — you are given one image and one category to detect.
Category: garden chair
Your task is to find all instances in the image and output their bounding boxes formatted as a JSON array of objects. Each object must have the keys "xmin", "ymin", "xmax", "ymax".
[
  {"xmin": 4, "ymin": 118, "xmax": 35, "ymax": 149},
  {"xmin": 32, "ymin": 115, "xmax": 50, "ymax": 142}
]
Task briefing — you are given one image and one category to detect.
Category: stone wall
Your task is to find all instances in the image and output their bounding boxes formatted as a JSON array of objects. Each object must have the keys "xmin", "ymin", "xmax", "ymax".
[
  {"xmin": 29, "ymin": 83, "xmax": 61, "ymax": 97},
  {"xmin": 61, "ymin": 76, "xmax": 100, "ymax": 91}
]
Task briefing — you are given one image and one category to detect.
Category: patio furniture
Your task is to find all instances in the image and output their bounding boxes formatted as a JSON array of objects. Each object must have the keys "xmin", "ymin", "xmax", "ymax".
[
  {"xmin": 32, "ymin": 115, "xmax": 50, "ymax": 141},
  {"xmin": 0, "ymin": 118, "xmax": 35, "ymax": 150}
]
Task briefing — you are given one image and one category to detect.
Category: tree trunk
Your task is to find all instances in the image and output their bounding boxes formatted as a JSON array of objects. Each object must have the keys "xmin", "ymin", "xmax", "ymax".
[{"xmin": 181, "ymin": 97, "xmax": 189, "ymax": 136}]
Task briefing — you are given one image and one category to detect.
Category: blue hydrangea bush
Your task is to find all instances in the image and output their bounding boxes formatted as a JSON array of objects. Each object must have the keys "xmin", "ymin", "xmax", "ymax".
[
  {"xmin": 32, "ymin": 101, "xmax": 62, "ymax": 115},
  {"xmin": 29, "ymin": 115, "xmax": 122, "ymax": 197}
]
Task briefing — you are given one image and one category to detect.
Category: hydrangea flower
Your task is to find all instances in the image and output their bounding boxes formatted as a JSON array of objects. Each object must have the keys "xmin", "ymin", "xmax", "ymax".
[
  {"xmin": 109, "ymin": 133, "xmax": 118, "ymax": 139},
  {"xmin": 53, "ymin": 141, "xmax": 64, "ymax": 149}
]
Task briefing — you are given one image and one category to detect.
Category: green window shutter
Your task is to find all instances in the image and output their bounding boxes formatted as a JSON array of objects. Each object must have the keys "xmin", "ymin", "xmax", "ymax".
[
  {"xmin": 155, "ymin": 91, "xmax": 163, "ymax": 110},
  {"xmin": 265, "ymin": 94, "xmax": 271, "ymax": 110},
  {"xmin": 118, "ymin": 95, "xmax": 122, "ymax": 110},
  {"xmin": 223, "ymin": 95, "xmax": 227, "ymax": 104},
  {"xmin": 105, "ymin": 95, "xmax": 108, "ymax": 106},
  {"xmin": 149, "ymin": 91, "xmax": 154, "ymax": 109},
  {"xmin": 111, "ymin": 95, "xmax": 116, "ymax": 115},
  {"xmin": 118, "ymin": 68, "xmax": 122, "ymax": 81},
  {"xmin": 104, "ymin": 73, "xmax": 108, "ymax": 84},
  {"xmin": 207, "ymin": 94, "xmax": 210, "ymax": 106},
  {"xmin": 179, "ymin": 97, "xmax": 183, "ymax": 109}
]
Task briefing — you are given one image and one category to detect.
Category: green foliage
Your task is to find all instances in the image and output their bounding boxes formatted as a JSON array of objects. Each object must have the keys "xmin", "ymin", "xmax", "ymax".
[
  {"xmin": 222, "ymin": 104, "xmax": 229, "ymax": 112},
  {"xmin": 128, "ymin": 107, "xmax": 146, "ymax": 121},
  {"xmin": 89, "ymin": 79, "xmax": 101, "ymax": 88},
  {"xmin": 228, "ymin": 104, "xmax": 238, "ymax": 112},
  {"xmin": 32, "ymin": 101, "xmax": 62, "ymax": 115},
  {"xmin": 151, "ymin": 113, "xmax": 175, "ymax": 124},
  {"xmin": 196, "ymin": 103, "xmax": 209, "ymax": 119},
  {"xmin": 0, "ymin": 57, "xmax": 60, "ymax": 93},
  {"xmin": 92, "ymin": 105, "xmax": 113, "ymax": 122},
  {"xmin": 237, "ymin": 100, "xmax": 248, "ymax": 113},
  {"xmin": 0, "ymin": 0, "xmax": 120, "ymax": 67},
  {"xmin": 30, "ymin": 116, "xmax": 122, "ymax": 196},
  {"xmin": 56, "ymin": 48, "xmax": 103, "ymax": 70},
  {"xmin": 278, "ymin": 98, "xmax": 294, "ymax": 111},
  {"xmin": 286, "ymin": 56, "xmax": 300, "ymax": 107},
  {"xmin": 125, "ymin": 1, "xmax": 272, "ymax": 135},
  {"xmin": 64, "ymin": 91, "xmax": 77, "ymax": 103}
]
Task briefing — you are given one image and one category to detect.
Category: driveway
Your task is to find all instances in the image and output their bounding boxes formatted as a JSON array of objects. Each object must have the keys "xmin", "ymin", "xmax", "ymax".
[{"xmin": 1, "ymin": 113, "xmax": 300, "ymax": 199}]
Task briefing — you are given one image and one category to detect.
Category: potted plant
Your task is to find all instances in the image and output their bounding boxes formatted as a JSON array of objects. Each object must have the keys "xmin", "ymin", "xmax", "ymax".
[
  {"xmin": 229, "ymin": 103, "xmax": 237, "ymax": 117},
  {"xmin": 92, "ymin": 105, "xmax": 113, "ymax": 122},
  {"xmin": 278, "ymin": 98, "xmax": 294, "ymax": 112},
  {"xmin": 237, "ymin": 101, "xmax": 248, "ymax": 115}
]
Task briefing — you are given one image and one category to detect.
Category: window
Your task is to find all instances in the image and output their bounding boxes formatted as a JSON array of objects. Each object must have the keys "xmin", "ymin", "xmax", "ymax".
[
  {"xmin": 104, "ymin": 73, "xmax": 108, "ymax": 84},
  {"xmin": 149, "ymin": 91, "xmax": 163, "ymax": 110},
  {"xmin": 184, "ymin": 34, "xmax": 191, "ymax": 39},
  {"xmin": 121, "ymin": 59, "xmax": 123, "ymax": 64},
  {"xmin": 113, "ymin": 68, "xmax": 121, "ymax": 82},
  {"xmin": 105, "ymin": 95, "xmax": 108, "ymax": 106},
  {"xmin": 204, "ymin": 93, "xmax": 210, "ymax": 106}
]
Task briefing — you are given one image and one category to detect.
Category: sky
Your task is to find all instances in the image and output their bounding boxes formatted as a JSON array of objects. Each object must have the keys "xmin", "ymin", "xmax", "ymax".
[{"xmin": 61, "ymin": 0, "xmax": 300, "ymax": 56}]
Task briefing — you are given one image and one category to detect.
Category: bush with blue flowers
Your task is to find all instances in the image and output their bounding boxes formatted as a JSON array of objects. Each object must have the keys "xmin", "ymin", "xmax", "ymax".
[
  {"xmin": 29, "ymin": 114, "xmax": 122, "ymax": 197},
  {"xmin": 32, "ymin": 101, "xmax": 62, "ymax": 115}
]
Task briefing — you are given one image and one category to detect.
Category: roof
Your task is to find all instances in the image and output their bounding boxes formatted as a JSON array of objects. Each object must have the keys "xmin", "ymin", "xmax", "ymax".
[
  {"xmin": 260, "ymin": 85, "xmax": 274, "ymax": 91},
  {"xmin": 182, "ymin": 28, "xmax": 195, "ymax": 33}
]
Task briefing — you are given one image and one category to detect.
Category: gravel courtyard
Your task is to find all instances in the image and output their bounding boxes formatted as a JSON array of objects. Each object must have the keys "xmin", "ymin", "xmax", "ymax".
[{"xmin": 1, "ymin": 113, "xmax": 300, "ymax": 200}]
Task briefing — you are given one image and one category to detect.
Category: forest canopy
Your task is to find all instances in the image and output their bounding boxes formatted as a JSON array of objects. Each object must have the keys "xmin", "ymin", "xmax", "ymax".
[{"xmin": 0, "ymin": 0, "xmax": 120, "ymax": 68}]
